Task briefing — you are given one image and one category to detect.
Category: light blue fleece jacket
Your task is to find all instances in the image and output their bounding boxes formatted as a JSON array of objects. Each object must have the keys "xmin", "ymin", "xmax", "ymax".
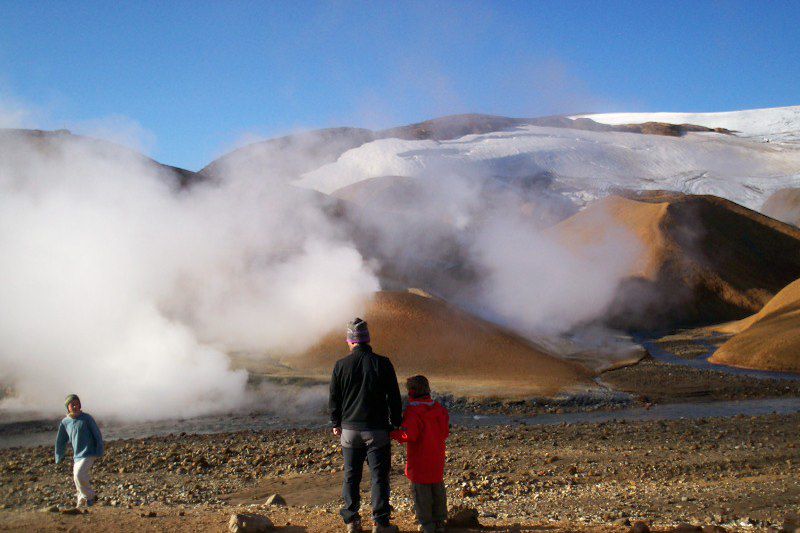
[{"xmin": 55, "ymin": 412, "xmax": 104, "ymax": 463}]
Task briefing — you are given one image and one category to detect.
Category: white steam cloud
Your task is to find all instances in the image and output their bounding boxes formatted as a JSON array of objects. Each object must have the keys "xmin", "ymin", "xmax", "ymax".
[
  {"xmin": 329, "ymin": 160, "xmax": 641, "ymax": 340},
  {"xmin": 0, "ymin": 128, "xmax": 378, "ymax": 420},
  {"xmin": 469, "ymin": 207, "xmax": 641, "ymax": 336},
  {"xmin": 0, "ymin": 101, "xmax": 647, "ymax": 422}
]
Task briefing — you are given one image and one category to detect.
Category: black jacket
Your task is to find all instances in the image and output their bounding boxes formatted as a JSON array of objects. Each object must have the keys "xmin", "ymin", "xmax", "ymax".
[{"xmin": 329, "ymin": 344, "xmax": 402, "ymax": 430}]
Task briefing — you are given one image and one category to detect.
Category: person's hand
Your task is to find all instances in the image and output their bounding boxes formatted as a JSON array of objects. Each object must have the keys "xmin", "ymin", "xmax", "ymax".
[{"xmin": 332, "ymin": 427, "xmax": 342, "ymax": 437}]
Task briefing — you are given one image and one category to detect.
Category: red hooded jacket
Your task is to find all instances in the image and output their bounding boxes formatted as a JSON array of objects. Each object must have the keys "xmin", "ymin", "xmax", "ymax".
[{"xmin": 390, "ymin": 396, "xmax": 449, "ymax": 484}]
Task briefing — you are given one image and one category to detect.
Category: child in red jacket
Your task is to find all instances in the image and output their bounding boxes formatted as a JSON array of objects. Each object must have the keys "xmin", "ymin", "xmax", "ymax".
[{"xmin": 391, "ymin": 375, "xmax": 449, "ymax": 533}]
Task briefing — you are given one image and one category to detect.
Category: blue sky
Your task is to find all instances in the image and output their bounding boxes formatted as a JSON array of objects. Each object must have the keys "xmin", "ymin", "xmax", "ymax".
[{"xmin": 1, "ymin": 1, "xmax": 798, "ymax": 170}]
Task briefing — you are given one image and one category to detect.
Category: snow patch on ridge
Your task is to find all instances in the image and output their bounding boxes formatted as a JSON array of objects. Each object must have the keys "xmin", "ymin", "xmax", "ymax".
[{"xmin": 574, "ymin": 105, "xmax": 800, "ymax": 143}]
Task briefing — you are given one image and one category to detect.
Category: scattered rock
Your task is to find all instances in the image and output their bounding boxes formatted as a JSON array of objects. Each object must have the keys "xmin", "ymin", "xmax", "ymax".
[
  {"xmin": 264, "ymin": 493, "xmax": 286, "ymax": 507},
  {"xmin": 40, "ymin": 505, "xmax": 59, "ymax": 513},
  {"xmin": 784, "ymin": 514, "xmax": 800, "ymax": 532},
  {"xmin": 448, "ymin": 507, "xmax": 480, "ymax": 528},
  {"xmin": 140, "ymin": 511, "xmax": 157, "ymax": 517},
  {"xmin": 229, "ymin": 512, "xmax": 274, "ymax": 532},
  {"xmin": 673, "ymin": 525, "xmax": 702, "ymax": 533},
  {"xmin": 613, "ymin": 517, "xmax": 632, "ymax": 527},
  {"xmin": 631, "ymin": 521, "xmax": 651, "ymax": 533}
]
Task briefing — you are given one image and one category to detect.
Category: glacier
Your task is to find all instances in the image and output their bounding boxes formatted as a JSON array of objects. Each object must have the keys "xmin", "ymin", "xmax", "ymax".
[{"xmin": 293, "ymin": 106, "xmax": 800, "ymax": 211}]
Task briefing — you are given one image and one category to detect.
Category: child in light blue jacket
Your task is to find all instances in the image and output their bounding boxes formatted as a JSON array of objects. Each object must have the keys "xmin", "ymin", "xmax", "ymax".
[{"xmin": 55, "ymin": 394, "xmax": 104, "ymax": 507}]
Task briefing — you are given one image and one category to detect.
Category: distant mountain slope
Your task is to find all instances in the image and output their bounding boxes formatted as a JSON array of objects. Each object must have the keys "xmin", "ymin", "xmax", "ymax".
[
  {"xmin": 288, "ymin": 290, "xmax": 594, "ymax": 396},
  {"xmin": 550, "ymin": 191, "xmax": 800, "ymax": 330},
  {"xmin": 709, "ymin": 278, "xmax": 800, "ymax": 374},
  {"xmin": 0, "ymin": 128, "xmax": 200, "ymax": 188},
  {"xmin": 200, "ymin": 127, "xmax": 376, "ymax": 180},
  {"xmin": 575, "ymin": 105, "xmax": 800, "ymax": 143},
  {"xmin": 378, "ymin": 114, "xmax": 528, "ymax": 141}
]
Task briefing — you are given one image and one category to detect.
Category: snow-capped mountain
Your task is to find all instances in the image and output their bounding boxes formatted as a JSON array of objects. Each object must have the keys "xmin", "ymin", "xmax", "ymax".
[
  {"xmin": 292, "ymin": 106, "xmax": 800, "ymax": 210},
  {"xmin": 574, "ymin": 105, "xmax": 800, "ymax": 143}
]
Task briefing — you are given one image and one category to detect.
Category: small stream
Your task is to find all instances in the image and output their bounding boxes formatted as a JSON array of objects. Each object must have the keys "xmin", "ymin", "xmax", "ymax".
[
  {"xmin": 4, "ymin": 395, "xmax": 800, "ymax": 450},
  {"xmin": 452, "ymin": 396, "xmax": 800, "ymax": 427},
  {"xmin": 640, "ymin": 338, "xmax": 800, "ymax": 381}
]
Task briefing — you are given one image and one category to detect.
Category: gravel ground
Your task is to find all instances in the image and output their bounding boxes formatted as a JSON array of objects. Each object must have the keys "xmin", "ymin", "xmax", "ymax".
[{"xmin": 1, "ymin": 413, "xmax": 799, "ymax": 532}]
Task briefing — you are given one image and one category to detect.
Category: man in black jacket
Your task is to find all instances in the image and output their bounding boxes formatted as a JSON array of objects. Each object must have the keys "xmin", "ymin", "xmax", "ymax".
[{"xmin": 330, "ymin": 318, "xmax": 402, "ymax": 533}]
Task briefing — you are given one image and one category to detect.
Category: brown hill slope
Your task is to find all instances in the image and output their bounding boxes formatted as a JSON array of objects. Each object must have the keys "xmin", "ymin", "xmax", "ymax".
[
  {"xmin": 287, "ymin": 291, "xmax": 594, "ymax": 397},
  {"xmin": 762, "ymin": 188, "xmax": 800, "ymax": 227},
  {"xmin": 379, "ymin": 114, "xmax": 732, "ymax": 141},
  {"xmin": 551, "ymin": 191, "xmax": 800, "ymax": 330},
  {"xmin": 709, "ymin": 278, "xmax": 800, "ymax": 373}
]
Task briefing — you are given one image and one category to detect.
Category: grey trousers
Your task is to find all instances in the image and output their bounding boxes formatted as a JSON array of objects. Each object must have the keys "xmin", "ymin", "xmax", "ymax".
[
  {"xmin": 340, "ymin": 430, "xmax": 392, "ymax": 526},
  {"xmin": 411, "ymin": 481, "xmax": 447, "ymax": 531}
]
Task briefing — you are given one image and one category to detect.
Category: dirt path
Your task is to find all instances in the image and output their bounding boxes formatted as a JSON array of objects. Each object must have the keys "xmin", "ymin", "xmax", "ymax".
[{"xmin": 0, "ymin": 505, "xmax": 627, "ymax": 532}]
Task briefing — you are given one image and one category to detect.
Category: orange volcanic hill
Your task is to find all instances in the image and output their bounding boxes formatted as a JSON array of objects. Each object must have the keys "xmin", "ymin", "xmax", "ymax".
[
  {"xmin": 762, "ymin": 188, "xmax": 800, "ymax": 228},
  {"xmin": 551, "ymin": 191, "xmax": 800, "ymax": 330},
  {"xmin": 287, "ymin": 291, "xmax": 594, "ymax": 397},
  {"xmin": 709, "ymin": 278, "xmax": 800, "ymax": 374}
]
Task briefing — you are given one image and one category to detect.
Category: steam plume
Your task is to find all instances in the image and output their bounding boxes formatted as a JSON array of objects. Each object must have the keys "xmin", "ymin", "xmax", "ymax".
[{"xmin": 0, "ymin": 128, "xmax": 377, "ymax": 420}]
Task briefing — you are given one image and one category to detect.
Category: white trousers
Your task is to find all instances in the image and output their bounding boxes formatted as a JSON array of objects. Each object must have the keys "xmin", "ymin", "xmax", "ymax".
[{"xmin": 73, "ymin": 457, "xmax": 96, "ymax": 505}]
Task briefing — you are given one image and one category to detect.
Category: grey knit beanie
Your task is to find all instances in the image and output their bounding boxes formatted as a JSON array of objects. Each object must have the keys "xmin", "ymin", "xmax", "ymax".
[{"xmin": 346, "ymin": 318, "xmax": 370, "ymax": 343}]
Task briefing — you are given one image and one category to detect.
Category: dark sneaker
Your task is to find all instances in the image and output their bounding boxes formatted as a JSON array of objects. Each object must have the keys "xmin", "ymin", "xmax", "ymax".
[
  {"xmin": 347, "ymin": 519, "xmax": 363, "ymax": 532},
  {"xmin": 372, "ymin": 525, "xmax": 399, "ymax": 533},
  {"xmin": 435, "ymin": 521, "xmax": 447, "ymax": 533},
  {"xmin": 86, "ymin": 497, "xmax": 96, "ymax": 507}
]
